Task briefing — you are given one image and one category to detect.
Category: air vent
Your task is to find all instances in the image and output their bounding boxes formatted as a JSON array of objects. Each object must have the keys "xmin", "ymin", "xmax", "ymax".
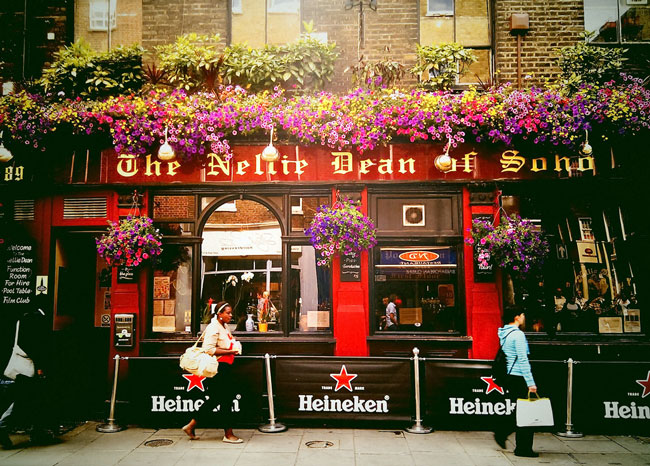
[
  {"xmin": 14, "ymin": 199, "xmax": 35, "ymax": 221},
  {"xmin": 403, "ymin": 204, "xmax": 425, "ymax": 227},
  {"xmin": 63, "ymin": 197, "xmax": 107, "ymax": 219}
]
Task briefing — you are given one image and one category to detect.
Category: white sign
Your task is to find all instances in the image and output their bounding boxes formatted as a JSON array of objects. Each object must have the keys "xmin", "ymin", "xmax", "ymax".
[{"xmin": 202, "ymin": 228, "xmax": 282, "ymax": 256}]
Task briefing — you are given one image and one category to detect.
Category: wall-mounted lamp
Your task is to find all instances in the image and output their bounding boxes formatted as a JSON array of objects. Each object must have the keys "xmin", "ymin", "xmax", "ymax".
[
  {"xmin": 434, "ymin": 137, "xmax": 454, "ymax": 172},
  {"xmin": 261, "ymin": 127, "xmax": 280, "ymax": 162},
  {"xmin": 580, "ymin": 130, "xmax": 593, "ymax": 156},
  {"xmin": 158, "ymin": 126, "xmax": 176, "ymax": 161},
  {"xmin": 0, "ymin": 131, "xmax": 14, "ymax": 163},
  {"xmin": 345, "ymin": 0, "xmax": 377, "ymax": 11}
]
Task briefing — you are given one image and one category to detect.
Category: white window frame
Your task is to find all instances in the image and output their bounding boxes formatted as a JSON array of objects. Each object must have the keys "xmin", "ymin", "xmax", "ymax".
[
  {"xmin": 268, "ymin": 0, "xmax": 300, "ymax": 14},
  {"xmin": 232, "ymin": 0, "xmax": 242, "ymax": 14},
  {"xmin": 427, "ymin": 0, "xmax": 454, "ymax": 16},
  {"xmin": 89, "ymin": 0, "xmax": 116, "ymax": 31}
]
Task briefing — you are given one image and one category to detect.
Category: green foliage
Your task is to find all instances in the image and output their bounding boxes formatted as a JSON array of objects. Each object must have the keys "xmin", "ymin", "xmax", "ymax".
[
  {"xmin": 556, "ymin": 32, "xmax": 627, "ymax": 94},
  {"xmin": 40, "ymin": 40, "xmax": 144, "ymax": 100},
  {"xmin": 411, "ymin": 43, "xmax": 477, "ymax": 91},
  {"xmin": 345, "ymin": 48, "xmax": 406, "ymax": 89},
  {"xmin": 155, "ymin": 33, "xmax": 224, "ymax": 91},
  {"xmin": 223, "ymin": 36, "xmax": 338, "ymax": 92}
]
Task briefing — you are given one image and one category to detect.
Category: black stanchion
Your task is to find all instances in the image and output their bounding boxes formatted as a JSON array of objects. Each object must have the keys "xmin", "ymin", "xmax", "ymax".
[
  {"xmin": 258, "ymin": 353, "xmax": 287, "ymax": 433},
  {"xmin": 97, "ymin": 355, "xmax": 125, "ymax": 433},
  {"xmin": 406, "ymin": 348, "xmax": 432, "ymax": 434}
]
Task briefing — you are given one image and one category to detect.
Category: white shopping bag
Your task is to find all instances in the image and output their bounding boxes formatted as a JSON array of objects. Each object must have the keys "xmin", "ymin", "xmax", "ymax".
[{"xmin": 516, "ymin": 392, "xmax": 554, "ymax": 427}]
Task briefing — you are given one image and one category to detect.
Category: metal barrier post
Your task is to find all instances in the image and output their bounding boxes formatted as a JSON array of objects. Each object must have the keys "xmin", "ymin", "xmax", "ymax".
[
  {"xmin": 556, "ymin": 358, "xmax": 583, "ymax": 438},
  {"xmin": 406, "ymin": 348, "xmax": 432, "ymax": 434},
  {"xmin": 97, "ymin": 355, "xmax": 125, "ymax": 433},
  {"xmin": 259, "ymin": 353, "xmax": 287, "ymax": 433}
]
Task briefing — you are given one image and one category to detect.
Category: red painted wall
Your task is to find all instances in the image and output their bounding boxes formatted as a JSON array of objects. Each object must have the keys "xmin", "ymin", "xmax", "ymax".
[
  {"xmin": 332, "ymin": 188, "xmax": 370, "ymax": 356},
  {"xmin": 463, "ymin": 188, "xmax": 502, "ymax": 359}
]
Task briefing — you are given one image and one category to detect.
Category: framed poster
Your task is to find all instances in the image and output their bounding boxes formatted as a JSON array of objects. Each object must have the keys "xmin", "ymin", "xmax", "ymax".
[
  {"xmin": 153, "ymin": 276, "xmax": 171, "ymax": 299},
  {"xmin": 598, "ymin": 316, "xmax": 623, "ymax": 333},
  {"xmin": 624, "ymin": 309, "xmax": 641, "ymax": 333}
]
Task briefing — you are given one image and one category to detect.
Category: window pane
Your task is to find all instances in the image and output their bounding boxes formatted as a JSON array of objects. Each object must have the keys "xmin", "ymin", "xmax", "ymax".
[
  {"xmin": 291, "ymin": 245, "xmax": 332, "ymax": 331},
  {"xmin": 374, "ymin": 247, "xmax": 459, "ymax": 332},
  {"xmin": 201, "ymin": 199, "xmax": 283, "ymax": 333},
  {"xmin": 291, "ymin": 196, "xmax": 329, "ymax": 233},
  {"xmin": 620, "ymin": 0, "xmax": 650, "ymax": 42},
  {"xmin": 152, "ymin": 246, "xmax": 193, "ymax": 333},
  {"xmin": 458, "ymin": 49, "xmax": 491, "ymax": 84},
  {"xmin": 456, "ymin": 0, "xmax": 489, "ymax": 46},
  {"xmin": 428, "ymin": 0, "xmax": 454, "ymax": 15},
  {"xmin": 585, "ymin": 0, "xmax": 619, "ymax": 42}
]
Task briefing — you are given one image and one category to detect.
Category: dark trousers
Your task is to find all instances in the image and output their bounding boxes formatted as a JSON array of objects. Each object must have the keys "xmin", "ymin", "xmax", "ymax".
[
  {"xmin": 496, "ymin": 374, "xmax": 535, "ymax": 454},
  {"xmin": 194, "ymin": 362, "xmax": 235, "ymax": 428}
]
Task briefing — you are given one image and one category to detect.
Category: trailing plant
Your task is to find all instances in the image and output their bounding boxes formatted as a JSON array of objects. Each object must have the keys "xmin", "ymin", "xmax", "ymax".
[
  {"xmin": 465, "ymin": 214, "xmax": 549, "ymax": 278},
  {"xmin": 411, "ymin": 43, "xmax": 477, "ymax": 90},
  {"xmin": 556, "ymin": 31, "xmax": 627, "ymax": 94},
  {"xmin": 345, "ymin": 48, "xmax": 406, "ymax": 89},
  {"xmin": 96, "ymin": 215, "xmax": 163, "ymax": 267},
  {"xmin": 305, "ymin": 197, "xmax": 377, "ymax": 267},
  {"xmin": 155, "ymin": 33, "xmax": 225, "ymax": 92},
  {"xmin": 40, "ymin": 40, "xmax": 145, "ymax": 100}
]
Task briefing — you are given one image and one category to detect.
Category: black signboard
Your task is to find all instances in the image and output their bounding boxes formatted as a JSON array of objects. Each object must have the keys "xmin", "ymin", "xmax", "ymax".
[
  {"xmin": 572, "ymin": 361, "xmax": 650, "ymax": 435},
  {"xmin": 471, "ymin": 214, "xmax": 494, "ymax": 282},
  {"xmin": 0, "ymin": 236, "xmax": 36, "ymax": 310},
  {"xmin": 117, "ymin": 266, "xmax": 136, "ymax": 284},
  {"xmin": 124, "ymin": 356, "xmax": 264, "ymax": 428},
  {"xmin": 275, "ymin": 357, "xmax": 412, "ymax": 421},
  {"xmin": 340, "ymin": 254, "xmax": 361, "ymax": 282},
  {"xmin": 423, "ymin": 359, "xmax": 565, "ymax": 431}
]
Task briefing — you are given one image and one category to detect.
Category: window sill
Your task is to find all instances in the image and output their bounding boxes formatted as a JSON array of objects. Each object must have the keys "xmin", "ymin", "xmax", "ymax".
[{"xmin": 368, "ymin": 334, "xmax": 471, "ymax": 342}]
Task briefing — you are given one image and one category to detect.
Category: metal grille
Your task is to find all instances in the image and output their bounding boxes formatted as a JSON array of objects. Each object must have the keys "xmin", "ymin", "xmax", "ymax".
[
  {"xmin": 63, "ymin": 197, "xmax": 107, "ymax": 219},
  {"xmin": 144, "ymin": 439, "xmax": 174, "ymax": 447},
  {"xmin": 13, "ymin": 199, "xmax": 35, "ymax": 221},
  {"xmin": 305, "ymin": 440, "xmax": 334, "ymax": 449}
]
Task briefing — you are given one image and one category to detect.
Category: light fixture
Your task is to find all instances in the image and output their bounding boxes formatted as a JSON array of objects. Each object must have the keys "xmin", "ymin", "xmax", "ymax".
[
  {"xmin": 0, "ymin": 131, "xmax": 14, "ymax": 163},
  {"xmin": 580, "ymin": 129, "xmax": 593, "ymax": 156},
  {"xmin": 261, "ymin": 126, "xmax": 280, "ymax": 162},
  {"xmin": 157, "ymin": 126, "xmax": 176, "ymax": 161},
  {"xmin": 434, "ymin": 137, "xmax": 454, "ymax": 172},
  {"xmin": 345, "ymin": 0, "xmax": 377, "ymax": 10}
]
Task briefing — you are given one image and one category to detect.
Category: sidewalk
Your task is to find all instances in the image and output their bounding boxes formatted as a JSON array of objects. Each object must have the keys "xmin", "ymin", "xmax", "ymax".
[{"xmin": 1, "ymin": 422, "xmax": 649, "ymax": 466}]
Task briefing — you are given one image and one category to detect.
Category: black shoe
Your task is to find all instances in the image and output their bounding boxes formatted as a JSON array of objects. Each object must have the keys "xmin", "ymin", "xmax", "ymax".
[
  {"xmin": 494, "ymin": 432, "xmax": 507, "ymax": 449},
  {"xmin": 514, "ymin": 450, "xmax": 539, "ymax": 458}
]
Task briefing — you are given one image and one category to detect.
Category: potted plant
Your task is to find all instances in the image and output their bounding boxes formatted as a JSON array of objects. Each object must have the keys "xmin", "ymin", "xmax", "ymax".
[
  {"xmin": 305, "ymin": 196, "xmax": 377, "ymax": 267},
  {"xmin": 466, "ymin": 214, "xmax": 550, "ymax": 304},
  {"xmin": 96, "ymin": 215, "xmax": 163, "ymax": 267}
]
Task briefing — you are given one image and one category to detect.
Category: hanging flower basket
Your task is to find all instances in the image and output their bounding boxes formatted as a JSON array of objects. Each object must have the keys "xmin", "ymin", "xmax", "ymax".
[
  {"xmin": 96, "ymin": 215, "xmax": 163, "ymax": 267},
  {"xmin": 305, "ymin": 197, "xmax": 377, "ymax": 267},
  {"xmin": 465, "ymin": 214, "xmax": 549, "ymax": 278}
]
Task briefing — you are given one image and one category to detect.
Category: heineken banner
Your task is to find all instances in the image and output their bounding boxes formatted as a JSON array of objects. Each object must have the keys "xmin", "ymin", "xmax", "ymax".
[
  {"xmin": 123, "ymin": 357, "xmax": 264, "ymax": 427},
  {"xmin": 275, "ymin": 357, "xmax": 412, "ymax": 421},
  {"xmin": 572, "ymin": 361, "xmax": 650, "ymax": 435},
  {"xmin": 423, "ymin": 359, "xmax": 566, "ymax": 431}
]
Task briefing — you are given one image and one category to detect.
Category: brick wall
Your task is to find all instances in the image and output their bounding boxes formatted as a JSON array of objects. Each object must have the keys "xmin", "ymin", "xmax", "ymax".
[
  {"xmin": 494, "ymin": 0, "xmax": 584, "ymax": 87},
  {"xmin": 153, "ymin": 195, "xmax": 196, "ymax": 219},
  {"xmin": 207, "ymin": 199, "xmax": 279, "ymax": 225},
  {"xmin": 141, "ymin": 0, "xmax": 228, "ymax": 58},
  {"xmin": 304, "ymin": 0, "xmax": 419, "ymax": 92},
  {"xmin": 75, "ymin": 0, "xmax": 143, "ymax": 52}
]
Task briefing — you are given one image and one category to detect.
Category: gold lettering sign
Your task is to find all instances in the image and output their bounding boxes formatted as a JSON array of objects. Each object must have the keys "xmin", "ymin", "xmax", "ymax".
[
  {"xmin": 331, "ymin": 152, "xmax": 353, "ymax": 174},
  {"xmin": 500, "ymin": 150, "xmax": 526, "ymax": 172},
  {"xmin": 117, "ymin": 154, "xmax": 138, "ymax": 177}
]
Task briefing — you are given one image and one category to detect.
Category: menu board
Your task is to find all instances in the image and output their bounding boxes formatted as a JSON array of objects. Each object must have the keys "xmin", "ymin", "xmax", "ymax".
[
  {"xmin": 1, "ymin": 239, "xmax": 36, "ymax": 308},
  {"xmin": 340, "ymin": 254, "xmax": 361, "ymax": 282}
]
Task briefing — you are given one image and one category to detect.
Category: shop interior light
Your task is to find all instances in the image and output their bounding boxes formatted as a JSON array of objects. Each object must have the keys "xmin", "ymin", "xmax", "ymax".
[
  {"xmin": 434, "ymin": 137, "xmax": 454, "ymax": 172},
  {"xmin": 0, "ymin": 131, "xmax": 14, "ymax": 163},
  {"xmin": 261, "ymin": 126, "xmax": 280, "ymax": 162},
  {"xmin": 158, "ymin": 126, "xmax": 176, "ymax": 161},
  {"xmin": 580, "ymin": 130, "xmax": 593, "ymax": 156}
]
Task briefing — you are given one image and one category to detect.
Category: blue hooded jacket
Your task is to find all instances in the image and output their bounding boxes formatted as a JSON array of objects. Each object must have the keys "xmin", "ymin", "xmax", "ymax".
[{"xmin": 497, "ymin": 324, "xmax": 535, "ymax": 387}]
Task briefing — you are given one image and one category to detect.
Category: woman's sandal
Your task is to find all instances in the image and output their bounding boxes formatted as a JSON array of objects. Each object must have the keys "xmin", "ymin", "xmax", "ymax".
[
  {"xmin": 182, "ymin": 423, "xmax": 198, "ymax": 440},
  {"xmin": 222, "ymin": 436, "xmax": 243, "ymax": 444}
]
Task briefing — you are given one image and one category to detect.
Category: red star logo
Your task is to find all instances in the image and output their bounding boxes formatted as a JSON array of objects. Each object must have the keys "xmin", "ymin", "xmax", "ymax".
[
  {"xmin": 183, "ymin": 374, "xmax": 207, "ymax": 392},
  {"xmin": 330, "ymin": 365, "xmax": 358, "ymax": 392},
  {"xmin": 636, "ymin": 371, "xmax": 650, "ymax": 398},
  {"xmin": 481, "ymin": 376, "xmax": 505, "ymax": 395}
]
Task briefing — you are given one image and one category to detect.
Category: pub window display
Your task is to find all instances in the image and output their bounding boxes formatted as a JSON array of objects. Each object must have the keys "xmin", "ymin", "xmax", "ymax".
[
  {"xmin": 200, "ymin": 199, "xmax": 283, "ymax": 333},
  {"xmin": 373, "ymin": 246, "xmax": 459, "ymax": 332},
  {"xmin": 290, "ymin": 245, "xmax": 332, "ymax": 332},
  {"xmin": 152, "ymin": 246, "xmax": 193, "ymax": 333}
]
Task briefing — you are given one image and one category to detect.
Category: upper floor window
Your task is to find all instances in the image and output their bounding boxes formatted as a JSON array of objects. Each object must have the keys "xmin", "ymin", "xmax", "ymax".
[
  {"xmin": 231, "ymin": 0, "xmax": 301, "ymax": 46},
  {"xmin": 232, "ymin": 0, "xmax": 243, "ymax": 14},
  {"xmin": 89, "ymin": 0, "xmax": 117, "ymax": 31},
  {"xmin": 268, "ymin": 0, "xmax": 300, "ymax": 13},
  {"xmin": 585, "ymin": 0, "xmax": 650, "ymax": 43},
  {"xmin": 427, "ymin": 0, "xmax": 454, "ymax": 16}
]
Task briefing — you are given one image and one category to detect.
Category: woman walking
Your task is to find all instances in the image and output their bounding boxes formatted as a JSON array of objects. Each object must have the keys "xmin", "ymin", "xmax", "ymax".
[
  {"xmin": 494, "ymin": 306, "xmax": 539, "ymax": 458},
  {"xmin": 182, "ymin": 301, "xmax": 243, "ymax": 443}
]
